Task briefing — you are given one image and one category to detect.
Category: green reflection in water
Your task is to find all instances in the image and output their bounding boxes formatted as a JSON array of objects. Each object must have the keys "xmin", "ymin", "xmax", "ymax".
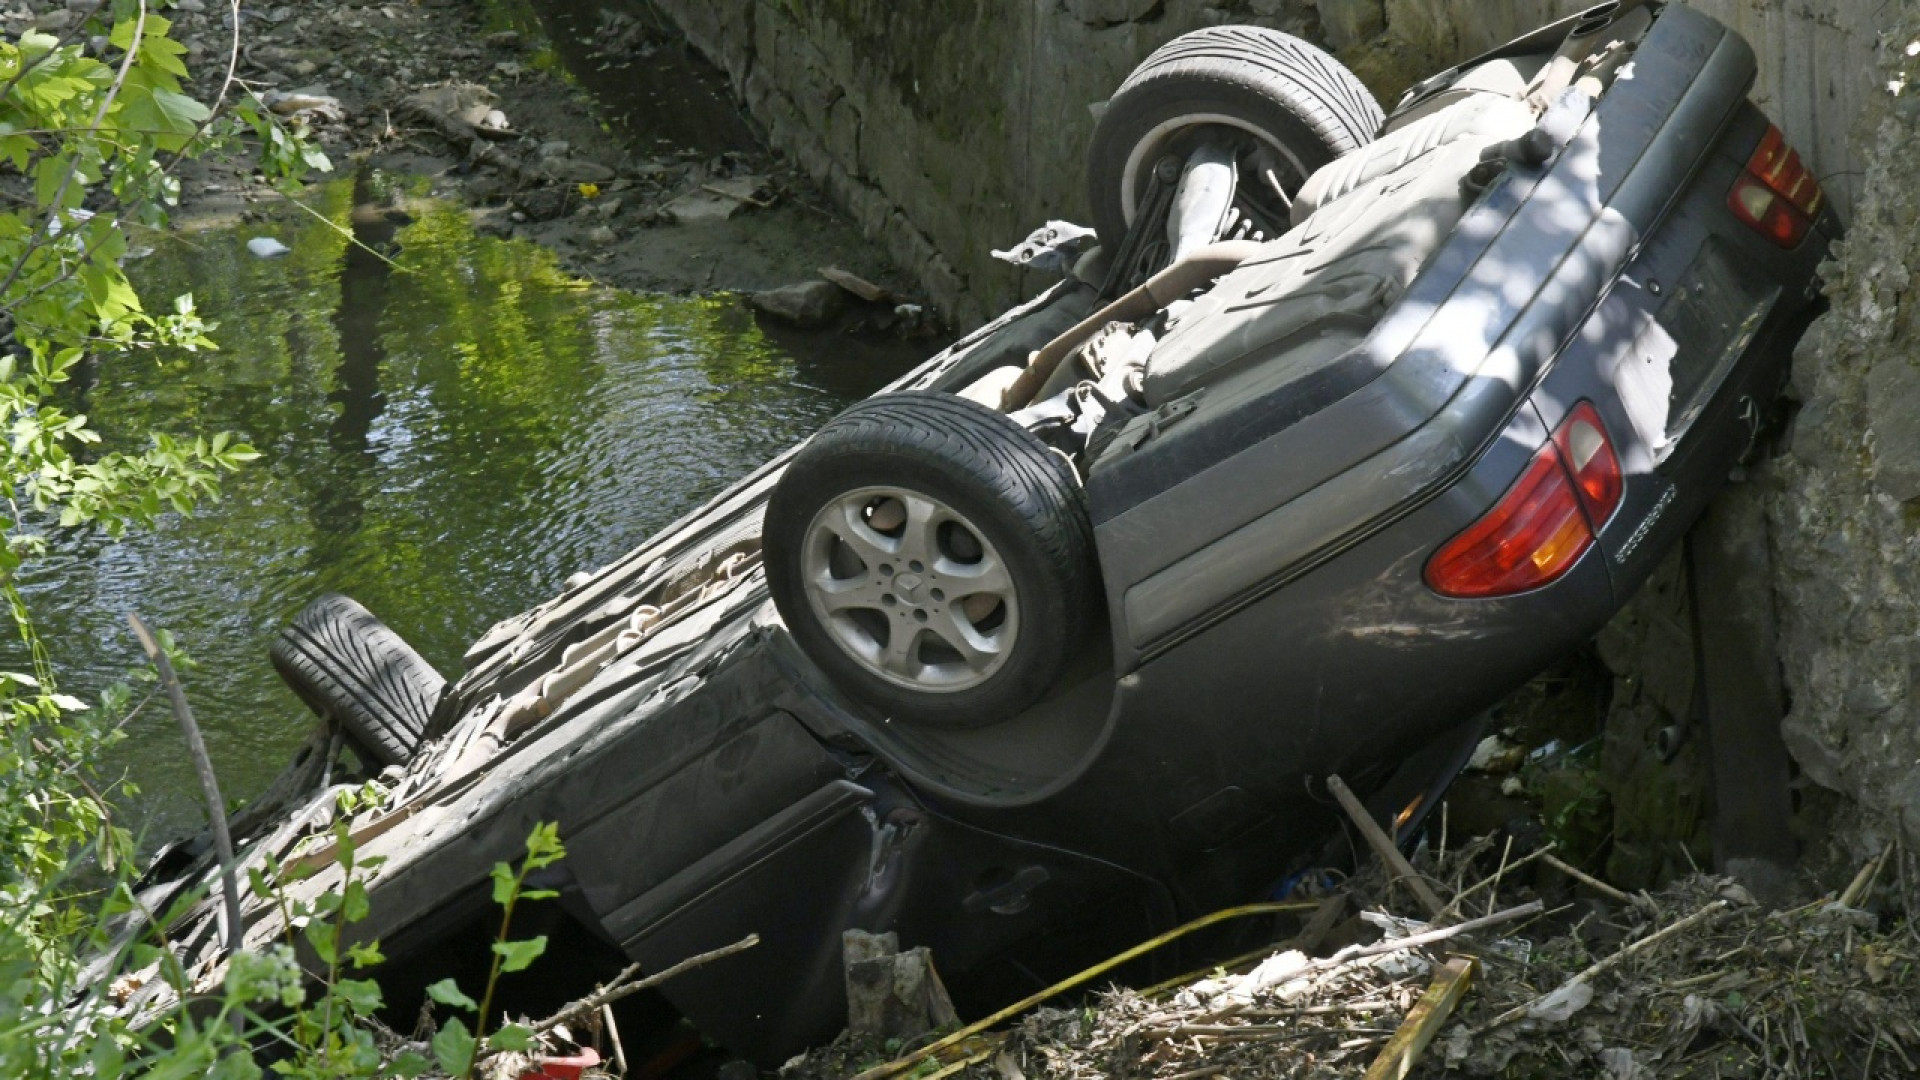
[{"xmin": 22, "ymin": 172, "xmax": 918, "ymax": 840}]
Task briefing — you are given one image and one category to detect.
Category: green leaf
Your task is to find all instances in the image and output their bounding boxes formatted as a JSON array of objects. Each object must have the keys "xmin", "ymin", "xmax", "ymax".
[
  {"xmin": 303, "ymin": 917, "xmax": 337, "ymax": 965},
  {"xmin": 114, "ymin": 85, "xmax": 211, "ymax": 151},
  {"xmin": 347, "ymin": 939, "xmax": 386, "ymax": 969},
  {"xmin": 385, "ymin": 1050, "xmax": 431, "ymax": 1078},
  {"xmin": 431, "ymin": 1017, "xmax": 476, "ymax": 1076},
  {"xmin": 342, "ymin": 879, "xmax": 370, "ymax": 923},
  {"xmin": 523, "ymin": 821, "xmax": 566, "ymax": 868},
  {"xmin": 207, "ymin": 1050, "xmax": 263, "ymax": 1080},
  {"xmin": 332, "ymin": 976, "xmax": 383, "ymax": 1015},
  {"xmin": 425, "ymin": 977, "xmax": 477, "ymax": 1012},
  {"xmin": 493, "ymin": 935, "xmax": 549, "ymax": 973},
  {"xmin": 488, "ymin": 1022, "xmax": 536, "ymax": 1052},
  {"xmin": 490, "ymin": 861, "xmax": 516, "ymax": 905}
]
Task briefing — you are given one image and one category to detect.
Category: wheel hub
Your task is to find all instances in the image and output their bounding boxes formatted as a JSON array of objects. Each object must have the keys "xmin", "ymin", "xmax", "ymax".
[{"xmin": 799, "ymin": 486, "xmax": 1020, "ymax": 694}]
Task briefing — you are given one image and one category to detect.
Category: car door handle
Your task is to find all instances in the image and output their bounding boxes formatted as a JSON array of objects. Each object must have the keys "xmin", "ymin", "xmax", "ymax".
[{"xmin": 962, "ymin": 866, "xmax": 1050, "ymax": 915}]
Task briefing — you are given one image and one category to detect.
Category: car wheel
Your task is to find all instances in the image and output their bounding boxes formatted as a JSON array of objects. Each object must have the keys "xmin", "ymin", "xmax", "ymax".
[
  {"xmin": 764, "ymin": 391, "xmax": 1096, "ymax": 728},
  {"xmin": 1087, "ymin": 25, "xmax": 1383, "ymax": 252},
  {"xmin": 270, "ymin": 593, "xmax": 445, "ymax": 768}
]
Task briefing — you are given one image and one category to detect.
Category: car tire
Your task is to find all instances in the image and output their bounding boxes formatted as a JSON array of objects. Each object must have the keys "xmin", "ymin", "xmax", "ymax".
[
  {"xmin": 1086, "ymin": 25, "xmax": 1383, "ymax": 251},
  {"xmin": 270, "ymin": 593, "xmax": 445, "ymax": 768},
  {"xmin": 764, "ymin": 391, "xmax": 1096, "ymax": 728}
]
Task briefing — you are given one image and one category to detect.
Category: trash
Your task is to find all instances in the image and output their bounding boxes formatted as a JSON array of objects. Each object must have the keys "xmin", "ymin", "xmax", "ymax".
[
  {"xmin": 516, "ymin": 1047, "xmax": 599, "ymax": 1080},
  {"xmin": 1524, "ymin": 978, "xmax": 1593, "ymax": 1023},
  {"xmin": 246, "ymin": 237, "xmax": 291, "ymax": 259},
  {"xmin": 263, "ymin": 90, "xmax": 344, "ymax": 122}
]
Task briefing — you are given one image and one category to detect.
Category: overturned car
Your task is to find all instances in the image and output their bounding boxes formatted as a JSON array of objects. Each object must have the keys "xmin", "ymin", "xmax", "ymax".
[{"xmin": 130, "ymin": 1, "xmax": 1835, "ymax": 1065}]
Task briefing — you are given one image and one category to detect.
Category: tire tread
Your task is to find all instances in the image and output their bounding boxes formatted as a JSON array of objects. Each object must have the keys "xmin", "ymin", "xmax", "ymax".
[{"xmin": 270, "ymin": 593, "xmax": 445, "ymax": 767}]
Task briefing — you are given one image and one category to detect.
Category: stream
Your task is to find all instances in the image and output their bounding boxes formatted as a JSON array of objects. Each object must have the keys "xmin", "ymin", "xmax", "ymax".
[{"xmin": 32, "ymin": 168, "xmax": 923, "ymax": 841}]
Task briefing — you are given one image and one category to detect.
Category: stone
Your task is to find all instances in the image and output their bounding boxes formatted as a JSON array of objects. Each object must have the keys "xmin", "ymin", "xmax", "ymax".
[
  {"xmin": 544, "ymin": 158, "xmax": 616, "ymax": 184},
  {"xmin": 842, "ymin": 930, "xmax": 958, "ymax": 1044},
  {"xmin": 750, "ymin": 281, "xmax": 847, "ymax": 328},
  {"xmin": 585, "ymin": 225, "xmax": 618, "ymax": 246},
  {"xmin": 1866, "ymin": 359, "xmax": 1920, "ymax": 503},
  {"xmin": 1062, "ymin": 0, "xmax": 1161, "ymax": 27},
  {"xmin": 1314, "ymin": 0, "xmax": 1385, "ymax": 50},
  {"xmin": 513, "ymin": 187, "xmax": 568, "ymax": 222},
  {"xmin": 661, "ymin": 188, "xmax": 743, "ymax": 225}
]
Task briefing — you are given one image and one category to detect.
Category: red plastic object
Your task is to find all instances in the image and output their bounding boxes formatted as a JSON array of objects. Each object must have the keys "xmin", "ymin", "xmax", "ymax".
[
  {"xmin": 1425, "ymin": 401, "xmax": 1620, "ymax": 599},
  {"xmin": 1726, "ymin": 123, "xmax": 1822, "ymax": 249},
  {"xmin": 518, "ymin": 1047, "xmax": 601, "ymax": 1080}
]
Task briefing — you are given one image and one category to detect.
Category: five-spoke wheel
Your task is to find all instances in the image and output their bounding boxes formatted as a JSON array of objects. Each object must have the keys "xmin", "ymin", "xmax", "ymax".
[{"xmin": 765, "ymin": 392, "xmax": 1096, "ymax": 727}]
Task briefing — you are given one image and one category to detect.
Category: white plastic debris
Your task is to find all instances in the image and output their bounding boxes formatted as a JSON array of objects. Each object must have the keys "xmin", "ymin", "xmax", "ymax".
[{"xmin": 1526, "ymin": 979, "xmax": 1594, "ymax": 1023}]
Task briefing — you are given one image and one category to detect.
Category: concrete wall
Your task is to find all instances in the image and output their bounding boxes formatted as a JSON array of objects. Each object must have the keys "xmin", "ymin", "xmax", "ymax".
[
  {"xmin": 652, "ymin": 0, "xmax": 1322, "ymax": 327},
  {"xmin": 657, "ymin": 0, "xmax": 1878, "ymax": 328}
]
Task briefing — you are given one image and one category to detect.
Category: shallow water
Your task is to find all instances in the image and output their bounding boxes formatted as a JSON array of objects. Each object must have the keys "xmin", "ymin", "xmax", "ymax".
[{"xmin": 28, "ymin": 171, "xmax": 921, "ymax": 840}]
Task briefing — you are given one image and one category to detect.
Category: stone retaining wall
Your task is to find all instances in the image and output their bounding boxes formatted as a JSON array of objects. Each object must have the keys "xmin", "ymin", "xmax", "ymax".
[{"xmin": 656, "ymin": 0, "xmax": 1876, "ymax": 328}]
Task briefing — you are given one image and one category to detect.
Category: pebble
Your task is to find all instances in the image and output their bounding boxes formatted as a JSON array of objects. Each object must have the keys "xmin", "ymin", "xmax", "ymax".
[
  {"xmin": 175, "ymin": 0, "xmax": 205, "ymax": 10},
  {"xmin": 586, "ymin": 226, "xmax": 618, "ymax": 246}
]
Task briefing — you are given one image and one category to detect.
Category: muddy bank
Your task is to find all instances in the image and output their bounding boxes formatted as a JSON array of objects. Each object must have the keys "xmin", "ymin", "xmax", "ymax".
[{"xmin": 86, "ymin": 0, "xmax": 936, "ymax": 322}]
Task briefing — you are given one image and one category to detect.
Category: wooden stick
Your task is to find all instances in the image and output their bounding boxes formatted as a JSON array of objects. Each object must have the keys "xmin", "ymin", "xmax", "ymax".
[
  {"xmin": 1540, "ymin": 851, "xmax": 1642, "ymax": 908},
  {"xmin": 129, "ymin": 612, "xmax": 244, "ymax": 958},
  {"xmin": 532, "ymin": 934, "xmax": 759, "ymax": 1033},
  {"xmin": 1478, "ymin": 899, "xmax": 1728, "ymax": 1032},
  {"xmin": 1317, "ymin": 900, "xmax": 1541, "ymax": 970},
  {"xmin": 1363, "ymin": 956, "xmax": 1478, "ymax": 1080},
  {"xmin": 1327, "ymin": 774, "xmax": 1447, "ymax": 919},
  {"xmin": 600, "ymin": 1003, "xmax": 628, "ymax": 1077}
]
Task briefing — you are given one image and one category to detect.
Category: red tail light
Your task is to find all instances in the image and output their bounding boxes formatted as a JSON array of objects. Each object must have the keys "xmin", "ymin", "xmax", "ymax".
[
  {"xmin": 1426, "ymin": 402, "xmax": 1622, "ymax": 599},
  {"xmin": 1726, "ymin": 124, "xmax": 1822, "ymax": 248}
]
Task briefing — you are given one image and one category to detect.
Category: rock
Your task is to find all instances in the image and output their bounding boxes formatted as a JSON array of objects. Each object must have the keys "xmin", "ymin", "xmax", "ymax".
[
  {"xmin": 1062, "ymin": 0, "xmax": 1161, "ymax": 27},
  {"xmin": 486, "ymin": 30, "xmax": 521, "ymax": 49},
  {"xmin": 1866, "ymin": 359, "xmax": 1920, "ymax": 503},
  {"xmin": 841, "ymin": 930, "xmax": 958, "ymax": 1045},
  {"xmin": 1314, "ymin": 0, "xmax": 1385, "ymax": 49},
  {"xmin": 818, "ymin": 266, "xmax": 890, "ymax": 303},
  {"xmin": 750, "ymin": 281, "xmax": 847, "ymax": 329},
  {"xmin": 586, "ymin": 226, "xmax": 618, "ymax": 246},
  {"xmin": 175, "ymin": 0, "xmax": 205, "ymax": 9},
  {"xmin": 513, "ymin": 188, "xmax": 569, "ymax": 222},
  {"xmin": 661, "ymin": 188, "xmax": 743, "ymax": 225},
  {"xmin": 405, "ymin": 83, "xmax": 497, "ymax": 124},
  {"xmin": 246, "ymin": 236, "xmax": 291, "ymax": 259},
  {"xmin": 705, "ymin": 175, "xmax": 770, "ymax": 204},
  {"xmin": 537, "ymin": 140, "xmax": 572, "ymax": 159},
  {"xmin": 545, "ymin": 158, "xmax": 615, "ymax": 184}
]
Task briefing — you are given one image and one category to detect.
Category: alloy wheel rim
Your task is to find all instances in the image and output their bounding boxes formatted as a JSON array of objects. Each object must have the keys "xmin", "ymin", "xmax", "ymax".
[{"xmin": 799, "ymin": 486, "xmax": 1019, "ymax": 694}]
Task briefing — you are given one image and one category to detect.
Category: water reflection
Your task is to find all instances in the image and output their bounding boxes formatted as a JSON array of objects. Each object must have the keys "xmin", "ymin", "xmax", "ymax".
[{"xmin": 20, "ymin": 171, "xmax": 920, "ymax": 840}]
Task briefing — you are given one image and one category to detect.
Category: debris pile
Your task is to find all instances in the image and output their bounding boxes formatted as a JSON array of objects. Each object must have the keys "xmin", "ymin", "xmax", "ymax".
[{"xmin": 788, "ymin": 833, "xmax": 1920, "ymax": 1080}]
